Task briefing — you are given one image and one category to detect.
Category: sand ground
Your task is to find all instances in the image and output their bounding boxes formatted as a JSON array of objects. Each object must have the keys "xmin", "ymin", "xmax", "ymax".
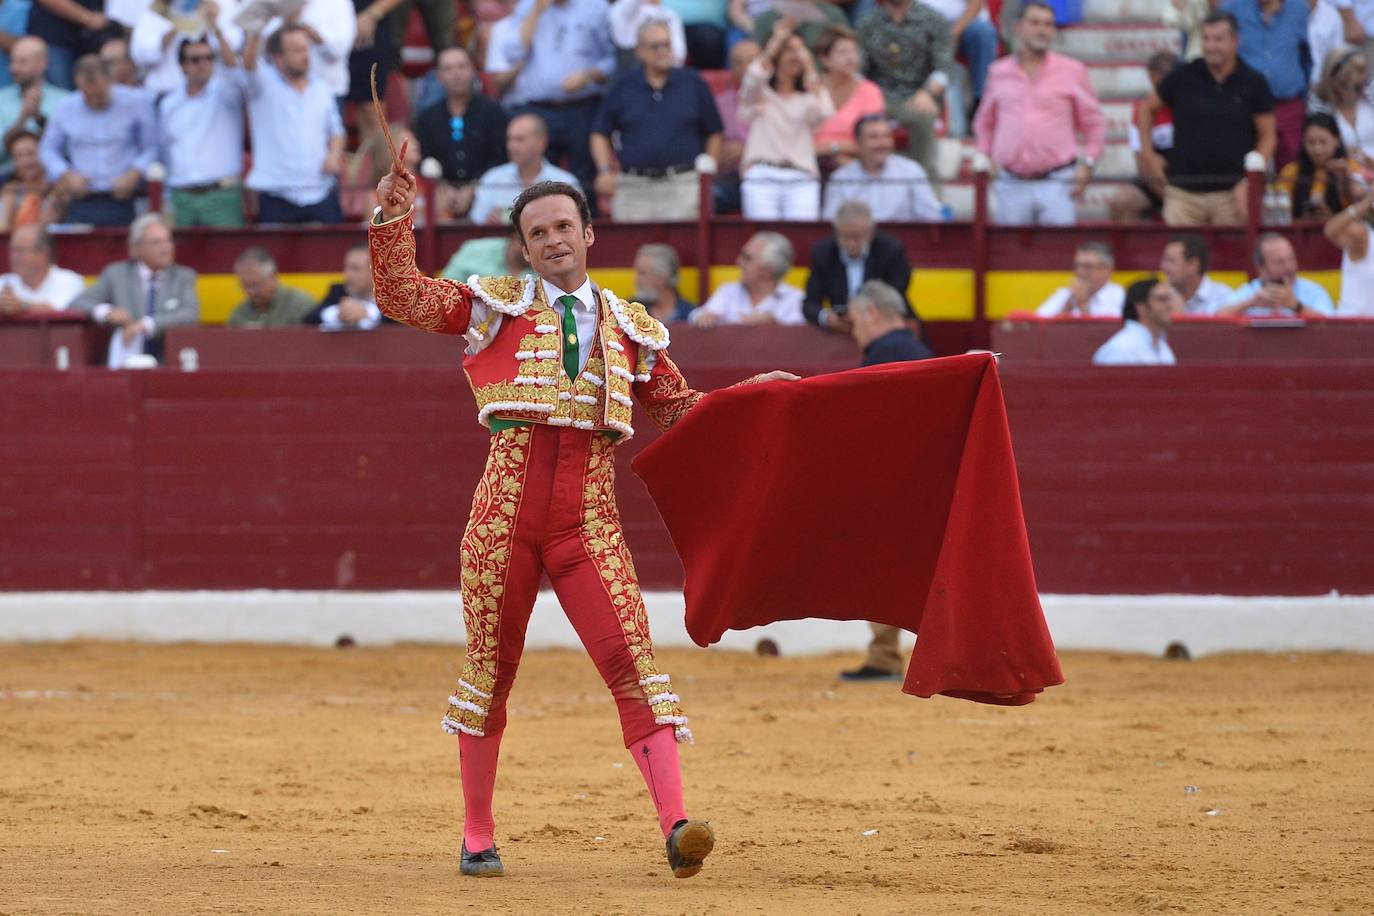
[{"xmin": 1, "ymin": 642, "xmax": 1372, "ymax": 915}]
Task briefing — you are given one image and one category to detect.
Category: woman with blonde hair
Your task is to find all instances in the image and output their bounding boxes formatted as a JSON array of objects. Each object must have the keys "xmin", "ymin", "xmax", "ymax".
[{"xmin": 1313, "ymin": 46, "xmax": 1374, "ymax": 165}]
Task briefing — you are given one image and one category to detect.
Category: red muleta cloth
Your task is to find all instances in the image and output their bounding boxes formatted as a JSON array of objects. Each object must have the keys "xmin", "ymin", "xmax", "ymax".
[{"xmin": 631, "ymin": 352, "xmax": 1063, "ymax": 706}]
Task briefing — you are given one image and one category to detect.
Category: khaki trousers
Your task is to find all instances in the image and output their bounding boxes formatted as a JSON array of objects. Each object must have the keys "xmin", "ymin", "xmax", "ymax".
[
  {"xmin": 864, "ymin": 623, "xmax": 905, "ymax": 674},
  {"xmin": 1163, "ymin": 185, "xmax": 1246, "ymax": 226},
  {"xmin": 613, "ymin": 171, "xmax": 700, "ymax": 222}
]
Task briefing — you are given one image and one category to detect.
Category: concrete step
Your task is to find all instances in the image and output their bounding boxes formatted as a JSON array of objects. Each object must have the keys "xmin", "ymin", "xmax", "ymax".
[
  {"xmin": 1088, "ymin": 62, "xmax": 1152, "ymax": 100},
  {"xmin": 1081, "ymin": 0, "xmax": 1171, "ymax": 24},
  {"xmin": 1057, "ymin": 23, "xmax": 1182, "ymax": 62}
]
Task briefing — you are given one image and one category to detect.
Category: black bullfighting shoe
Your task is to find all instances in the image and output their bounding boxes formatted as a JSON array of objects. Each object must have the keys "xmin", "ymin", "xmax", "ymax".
[
  {"xmin": 665, "ymin": 819, "xmax": 715, "ymax": 879},
  {"xmin": 460, "ymin": 842, "xmax": 504, "ymax": 877}
]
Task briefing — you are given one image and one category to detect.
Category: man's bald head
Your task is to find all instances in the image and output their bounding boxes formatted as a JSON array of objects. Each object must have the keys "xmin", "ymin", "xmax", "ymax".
[{"xmin": 9, "ymin": 36, "xmax": 50, "ymax": 87}]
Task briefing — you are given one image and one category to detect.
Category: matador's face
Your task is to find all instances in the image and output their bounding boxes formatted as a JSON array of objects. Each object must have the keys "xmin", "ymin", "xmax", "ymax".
[{"xmin": 519, "ymin": 195, "xmax": 594, "ymax": 284}]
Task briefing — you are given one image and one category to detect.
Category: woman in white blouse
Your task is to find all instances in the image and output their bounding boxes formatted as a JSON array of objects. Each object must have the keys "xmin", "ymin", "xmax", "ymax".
[
  {"xmin": 1313, "ymin": 47, "xmax": 1374, "ymax": 167},
  {"xmin": 738, "ymin": 19, "xmax": 834, "ymax": 221}
]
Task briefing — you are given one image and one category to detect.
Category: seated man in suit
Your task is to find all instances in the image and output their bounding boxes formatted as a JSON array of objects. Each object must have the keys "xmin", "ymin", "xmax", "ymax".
[
  {"xmin": 803, "ymin": 199, "xmax": 914, "ymax": 334},
  {"xmin": 72, "ymin": 213, "xmax": 200, "ymax": 365}
]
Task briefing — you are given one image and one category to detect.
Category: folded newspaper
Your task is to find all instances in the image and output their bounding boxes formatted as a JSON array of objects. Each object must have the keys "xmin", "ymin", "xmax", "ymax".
[{"xmin": 233, "ymin": 0, "xmax": 307, "ymax": 34}]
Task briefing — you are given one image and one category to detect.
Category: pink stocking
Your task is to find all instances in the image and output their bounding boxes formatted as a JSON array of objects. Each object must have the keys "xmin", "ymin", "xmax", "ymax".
[
  {"xmin": 458, "ymin": 732, "xmax": 501, "ymax": 851},
  {"xmin": 630, "ymin": 726, "xmax": 687, "ymax": 837}
]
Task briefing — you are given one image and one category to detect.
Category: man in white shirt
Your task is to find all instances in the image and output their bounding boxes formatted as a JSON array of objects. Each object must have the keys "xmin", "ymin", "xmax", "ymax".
[
  {"xmin": 132, "ymin": 0, "xmax": 247, "ymax": 97},
  {"xmin": 1094, "ymin": 277, "xmax": 1179, "ymax": 365},
  {"xmin": 263, "ymin": 0, "xmax": 357, "ymax": 99},
  {"xmin": 469, "ymin": 113, "xmax": 578, "ymax": 225},
  {"xmin": 1159, "ymin": 234, "xmax": 1233, "ymax": 314},
  {"xmin": 0, "ymin": 225, "xmax": 86, "ymax": 315},
  {"xmin": 691, "ymin": 231, "xmax": 805, "ymax": 326},
  {"xmin": 822, "ymin": 114, "xmax": 944, "ymax": 222},
  {"xmin": 159, "ymin": 21, "xmax": 246, "ymax": 228},
  {"xmin": 1035, "ymin": 241, "xmax": 1125, "ymax": 318}
]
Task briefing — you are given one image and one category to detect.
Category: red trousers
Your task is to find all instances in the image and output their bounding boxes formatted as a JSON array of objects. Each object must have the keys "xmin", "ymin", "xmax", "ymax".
[{"xmin": 441, "ymin": 423, "xmax": 689, "ymax": 746}]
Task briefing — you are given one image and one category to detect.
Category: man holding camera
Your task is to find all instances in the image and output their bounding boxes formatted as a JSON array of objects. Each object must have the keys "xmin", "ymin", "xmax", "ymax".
[{"xmin": 803, "ymin": 200, "xmax": 914, "ymax": 333}]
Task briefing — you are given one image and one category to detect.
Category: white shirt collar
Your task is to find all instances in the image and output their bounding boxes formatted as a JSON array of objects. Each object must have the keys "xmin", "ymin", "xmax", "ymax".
[{"xmin": 542, "ymin": 275, "xmax": 596, "ymax": 313}]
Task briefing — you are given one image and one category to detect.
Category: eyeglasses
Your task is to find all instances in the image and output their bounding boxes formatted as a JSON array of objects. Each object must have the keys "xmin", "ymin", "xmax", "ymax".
[
  {"xmin": 641, "ymin": 41, "xmax": 672, "ymax": 51},
  {"xmin": 184, "ymin": 53, "xmax": 214, "ymax": 63},
  {"xmin": 450, "ymin": 116, "xmax": 465, "ymax": 143}
]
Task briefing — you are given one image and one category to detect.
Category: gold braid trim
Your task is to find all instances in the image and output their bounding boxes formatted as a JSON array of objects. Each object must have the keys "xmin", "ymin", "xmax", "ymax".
[{"xmin": 368, "ymin": 212, "xmax": 472, "ymax": 334}]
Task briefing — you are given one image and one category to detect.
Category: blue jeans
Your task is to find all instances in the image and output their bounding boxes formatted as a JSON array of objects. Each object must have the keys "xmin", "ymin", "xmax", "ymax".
[
  {"xmin": 46, "ymin": 44, "xmax": 75, "ymax": 90},
  {"xmin": 258, "ymin": 188, "xmax": 344, "ymax": 224},
  {"xmin": 961, "ymin": 18, "xmax": 998, "ymax": 101}
]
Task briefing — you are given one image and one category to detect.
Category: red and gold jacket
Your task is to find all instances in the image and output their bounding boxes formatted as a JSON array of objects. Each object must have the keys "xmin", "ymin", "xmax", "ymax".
[{"xmin": 369, "ymin": 209, "xmax": 702, "ymax": 439}]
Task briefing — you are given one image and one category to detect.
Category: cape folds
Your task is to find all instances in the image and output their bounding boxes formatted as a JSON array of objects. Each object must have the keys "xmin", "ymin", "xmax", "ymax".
[{"xmin": 631, "ymin": 353, "xmax": 1064, "ymax": 706}]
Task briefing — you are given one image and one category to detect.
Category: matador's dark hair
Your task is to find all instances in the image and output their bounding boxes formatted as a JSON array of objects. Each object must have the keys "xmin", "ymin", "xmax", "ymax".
[{"xmin": 509, "ymin": 181, "xmax": 593, "ymax": 241}]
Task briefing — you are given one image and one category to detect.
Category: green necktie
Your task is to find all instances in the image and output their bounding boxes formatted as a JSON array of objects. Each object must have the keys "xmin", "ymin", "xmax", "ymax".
[{"xmin": 558, "ymin": 294, "xmax": 580, "ymax": 379}]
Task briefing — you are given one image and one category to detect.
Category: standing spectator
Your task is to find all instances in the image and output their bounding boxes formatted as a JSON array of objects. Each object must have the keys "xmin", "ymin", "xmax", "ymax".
[
  {"xmin": 98, "ymin": 35, "xmax": 140, "ymax": 88},
  {"xmin": 591, "ymin": 20, "xmax": 723, "ymax": 221},
  {"xmin": 857, "ymin": 0, "xmax": 954, "ymax": 176},
  {"xmin": 633, "ymin": 242, "xmax": 697, "ymax": 323},
  {"xmin": 1035, "ymin": 241, "xmax": 1124, "ymax": 317},
  {"xmin": 1159, "ymin": 234, "xmax": 1233, "ymax": 314},
  {"xmin": 738, "ymin": 20, "xmax": 833, "ymax": 221},
  {"xmin": 690, "ymin": 230, "xmax": 804, "ymax": 325},
  {"xmin": 241, "ymin": 25, "xmax": 346, "ymax": 224},
  {"xmin": 485, "ymin": 0, "xmax": 616, "ymax": 198},
  {"xmin": 0, "ymin": 36, "xmax": 70, "ymax": 175},
  {"xmin": 804, "ymin": 199, "xmax": 915, "ymax": 332},
  {"xmin": 822, "ymin": 113, "xmax": 943, "ymax": 220},
  {"xmin": 304, "ymin": 243, "xmax": 385, "ymax": 330},
  {"xmin": 610, "ymin": 0, "xmax": 688, "ymax": 67},
  {"xmin": 973, "ymin": 1, "xmax": 1105, "ymax": 226},
  {"xmin": 920, "ymin": 0, "xmax": 997, "ymax": 115},
  {"xmin": 71, "ymin": 213, "xmax": 200, "ymax": 363},
  {"xmin": 1216, "ymin": 232, "xmax": 1336, "ymax": 315},
  {"xmin": 24, "ymin": 0, "xmax": 115, "ymax": 89},
  {"xmin": 1222, "ymin": 0, "xmax": 1311, "ymax": 168},
  {"xmin": 1312, "ymin": 46, "xmax": 1374, "ymax": 161},
  {"xmin": 131, "ymin": 0, "xmax": 247, "ymax": 97},
  {"xmin": 752, "ymin": 0, "xmax": 849, "ymax": 49},
  {"xmin": 159, "ymin": 29, "xmax": 246, "ymax": 228},
  {"xmin": 39, "ymin": 55, "xmax": 156, "ymax": 227},
  {"xmin": 1092, "ymin": 277, "xmax": 1179, "ymax": 366},
  {"xmin": 267, "ymin": 0, "xmax": 358, "ymax": 101},
  {"xmin": 1323, "ymin": 185, "xmax": 1374, "ymax": 314},
  {"xmin": 1277, "ymin": 112, "xmax": 1355, "ymax": 218},
  {"xmin": 1139, "ymin": 10, "xmax": 1276, "ymax": 226},
  {"xmin": 712, "ymin": 37, "xmax": 758, "ymax": 213},
  {"xmin": 1310, "ymin": 0, "xmax": 1347, "ymax": 88},
  {"xmin": 1331, "ymin": 0, "xmax": 1374, "ymax": 64},
  {"xmin": 1108, "ymin": 49, "xmax": 1178, "ymax": 223},
  {"xmin": 414, "ymin": 47, "xmax": 509, "ymax": 221},
  {"xmin": 813, "ymin": 25, "xmax": 885, "ymax": 163},
  {"xmin": 387, "ymin": 0, "xmax": 455, "ymax": 64},
  {"xmin": 661, "ymin": 0, "xmax": 729, "ymax": 68},
  {"xmin": 227, "ymin": 247, "xmax": 316, "ymax": 327},
  {"xmin": 469, "ymin": 113, "xmax": 578, "ymax": 224},
  {"xmin": 347, "ymin": 0, "xmax": 404, "ymax": 127},
  {"xmin": 0, "ymin": 224, "xmax": 85, "ymax": 314},
  {"xmin": 0, "ymin": 131, "xmax": 54, "ymax": 230}
]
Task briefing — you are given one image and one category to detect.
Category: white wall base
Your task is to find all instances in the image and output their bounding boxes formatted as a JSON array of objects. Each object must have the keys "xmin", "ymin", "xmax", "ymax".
[{"xmin": 2, "ymin": 591, "xmax": 1373, "ymax": 657}]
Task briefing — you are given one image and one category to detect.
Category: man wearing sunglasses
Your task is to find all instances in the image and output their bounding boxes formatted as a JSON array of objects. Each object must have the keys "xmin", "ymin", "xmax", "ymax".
[
  {"xmin": 414, "ymin": 47, "xmax": 509, "ymax": 220},
  {"xmin": 157, "ymin": 6, "xmax": 246, "ymax": 228}
]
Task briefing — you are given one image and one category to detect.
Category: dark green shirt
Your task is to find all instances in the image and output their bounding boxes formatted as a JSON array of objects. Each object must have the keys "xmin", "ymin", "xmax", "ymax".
[{"xmin": 226, "ymin": 285, "xmax": 316, "ymax": 328}]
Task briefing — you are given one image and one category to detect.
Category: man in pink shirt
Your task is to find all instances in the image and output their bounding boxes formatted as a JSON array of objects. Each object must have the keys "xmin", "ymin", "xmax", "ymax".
[{"xmin": 971, "ymin": 1, "xmax": 1105, "ymax": 225}]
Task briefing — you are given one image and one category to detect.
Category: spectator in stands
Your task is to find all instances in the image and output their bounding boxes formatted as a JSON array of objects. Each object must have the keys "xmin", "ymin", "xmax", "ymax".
[
  {"xmin": 1278, "ymin": 112, "xmax": 1356, "ymax": 218},
  {"xmin": 1035, "ymin": 241, "xmax": 1124, "ymax": 317},
  {"xmin": 159, "ymin": 30, "xmax": 245, "ymax": 229},
  {"xmin": 1310, "ymin": 0, "xmax": 1347, "ymax": 89},
  {"xmin": 0, "ymin": 224, "xmax": 84, "ymax": 314},
  {"xmin": 712, "ymin": 38, "xmax": 758, "ymax": 213},
  {"xmin": 1109, "ymin": 50, "xmax": 1178, "ymax": 223},
  {"xmin": 98, "ymin": 35, "xmax": 139, "ymax": 88},
  {"xmin": 591, "ymin": 20, "xmax": 723, "ymax": 221},
  {"xmin": 1324, "ymin": 184, "xmax": 1374, "ymax": 314},
  {"xmin": 304, "ymin": 243, "xmax": 385, "ymax": 330},
  {"xmin": 228, "ymin": 247, "xmax": 316, "ymax": 327},
  {"xmin": 0, "ymin": 36, "xmax": 69, "ymax": 175},
  {"xmin": 414, "ymin": 48, "xmax": 509, "ymax": 221},
  {"xmin": 1159, "ymin": 235, "xmax": 1233, "ymax": 314},
  {"xmin": 823, "ymin": 113, "xmax": 943, "ymax": 220},
  {"xmin": 1332, "ymin": 0, "xmax": 1374, "ymax": 64},
  {"xmin": 131, "ymin": 0, "xmax": 246, "ymax": 97},
  {"xmin": 469, "ymin": 113, "xmax": 578, "ymax": 224},
  {"xmin": 39, "ymin": 55, "xmax": 156, "ymax": 227},
  {"xmin": 1221, "ymin": 0, "xmax": 1310, "ymax": 168},
  {"xmin": 738, "ymin": 20, "xmax": 833, "ymax": 220},
  {"xmin": 24, "ymin": 0, "xmax": 115, "ymax": 90},
  {"xmin": 1092, "ymin": 277, "xmax": 1178, "ymax": 366},
  {"xmin": 633, "ymin": 242, "xmax": 697, "ymax": 322},
  {"xmin": 752, "ymin": 0, "xmax": 849, "ymax": 49},
  {"xmin": 347, "ymin": 0, "xmax": 403, "ymax": 129},
  {"xmin": 690, "ymin": 230, "xmax": 805, "ymax": 325},
  {"xmin": 485, "ymin": 0, "xmax": 616, "ymax": 198},
  {"xmin": 804, "ymin": 199, "xmax": 914, "ymax": 331},
  {"xmin": 277, "ymin": 0, "xmax": 358, "ymax": 102},
  {"xmin": 919, "ymin": 0, "xmax": 997, "ymax": 124},
  {"xmin": 1139, "ymin": 11, "xmax": 1276, "ymax": 226},
  {"xmin": 1217, "ymin": 232, "xmax": 1337, "ymax": 315},
  {"xmin": 242, "ymin": 25, "xmax": 347, "ymax": 224},
  {"xmin": 973, "ymin": 1, "xmax": 1105, "ymax": 226},
  {"xmin": 1312, "ymin": 46, "xmax": 1374, "ymax": 163},
  {"xmin": 440, "ymin": 233, "xmax": 532, "ymax": 281},
  {"xmin": 1163, "ymin": 0, "xmax": 1212, "ymax": 59},
  {"xmin": 610, "ymin": 0, "xmax": 688, "ymax": 67},
  {"xmin": 857, "ymin": 0, "xmax": 954, "ymax": 176},
  {"xmin": 72, "ymin": 213, "xmax": 200, "ymax": 362},
  {"xmin": 389, "ymin": 0, "xmax": 457, "ymax": 64},
  {"xmin": 0, "ymin": 131, "xmax": 54, "ymax": 231},
  {"xmin": 662, "ymin": 0, "xmax": 729, "ymax": 68},
  {"xmin": 813, "ymin": 25, "xmax": 885, "ymax": 165}
]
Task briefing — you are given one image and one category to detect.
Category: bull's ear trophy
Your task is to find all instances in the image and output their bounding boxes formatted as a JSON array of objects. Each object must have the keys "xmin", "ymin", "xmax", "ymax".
[{"xmin": 371, "ymin": 62, "xmax": 407, "ymax": 173}]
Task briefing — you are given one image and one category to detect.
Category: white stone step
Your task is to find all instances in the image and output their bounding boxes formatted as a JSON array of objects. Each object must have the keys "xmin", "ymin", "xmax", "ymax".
[
  {"xmin": 1081, "ymin": 0, "xmax": 1171, "ymax": 24},
  {"xmin": 1088, "ymin": 62, "xmax": 1152, "ymax": 99},
  {"xmin": 1057, "ymin": 23, "xmax": 1182, "ymax": 62}
]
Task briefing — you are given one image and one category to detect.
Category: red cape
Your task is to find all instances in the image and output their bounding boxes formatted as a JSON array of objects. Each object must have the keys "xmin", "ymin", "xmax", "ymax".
[{"xmin": 631, "ymin": 353, "xmax": 1063, "ymax": 706}]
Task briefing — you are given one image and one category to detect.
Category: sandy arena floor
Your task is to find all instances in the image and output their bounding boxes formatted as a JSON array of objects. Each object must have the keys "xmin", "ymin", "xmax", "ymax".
[{"xmin": 1, "ymin": 642, "xmax": 1371, "ymax": 915}]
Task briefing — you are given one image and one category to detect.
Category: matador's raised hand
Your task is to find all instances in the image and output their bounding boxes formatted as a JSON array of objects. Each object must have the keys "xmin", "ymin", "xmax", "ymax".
[{"xmin": 376, "ymin": 153, "xmax": 416, "ymax": 222}]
